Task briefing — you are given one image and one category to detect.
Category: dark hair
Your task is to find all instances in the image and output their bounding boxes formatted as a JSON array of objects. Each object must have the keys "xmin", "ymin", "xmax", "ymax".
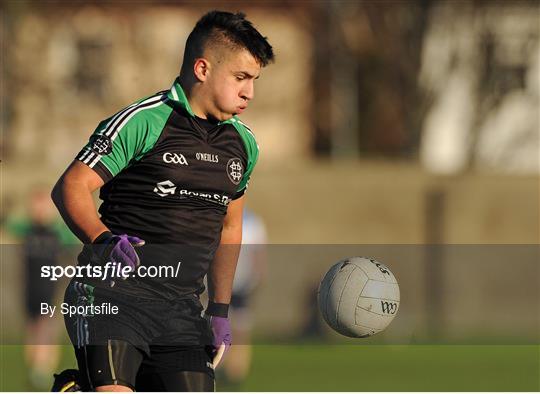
[{"xmin": 182, "ymin": 10, "xmax": 274, "ymax": 68}]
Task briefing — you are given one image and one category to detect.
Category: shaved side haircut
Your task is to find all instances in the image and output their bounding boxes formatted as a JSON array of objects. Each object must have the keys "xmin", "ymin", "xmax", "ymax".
[{"xmin": 181, "ymin": 10, "xmax": 274, "ymax": 72}]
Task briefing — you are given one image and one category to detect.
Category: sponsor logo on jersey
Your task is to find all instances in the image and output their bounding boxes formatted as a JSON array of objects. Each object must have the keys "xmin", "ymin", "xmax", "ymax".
[
  {"xmin": 196, "ymin": 152, "xmax": 219, "ymax": 163},
  {"xmin": 163, "ymin": 152, "xmax": 188, "ymax": 165},
  {"xmin": 92, "ymin": 136, "xmax": 112, "ymax": 155},
  {"xmin": 152, "ymin": 181, "xmax": 230, "ymax": 206},
  {"xmin": 178, "ymin": 189, "xmax": 231, "ymax": 206},
  {"xmin": 153, "ymin": 180, "xmax": 177, "ymax": 197},
  {"xmin": 227, "ymin": 158, "xmax": 243, "ymax": 185}
]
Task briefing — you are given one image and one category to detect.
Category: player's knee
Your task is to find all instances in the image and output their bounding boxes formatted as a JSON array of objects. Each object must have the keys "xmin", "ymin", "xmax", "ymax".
[
  {"xmin": 95, "ymin": 384, "xmax": 133, "ymax": 392},
  {"xmin": 75, "ymin": 341, "xmax": 143, "ymax": 391}
]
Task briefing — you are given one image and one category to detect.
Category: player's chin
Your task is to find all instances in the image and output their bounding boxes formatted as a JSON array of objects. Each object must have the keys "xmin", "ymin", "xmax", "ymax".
[
  {"xmin": 212, "ymin": 111, "xmax": 234, "ymax": 122},
  {"xmin": 220, "ymin": 113, "xmax": 236, "ymax": 121},
  {"xmin": 216, "ymin": 107, "xmax": 242, "ymax": 120}
]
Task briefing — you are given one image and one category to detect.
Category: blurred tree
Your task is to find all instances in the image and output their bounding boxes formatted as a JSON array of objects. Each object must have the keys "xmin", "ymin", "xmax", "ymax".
[{"xmin": 312, "ymin": 0, "xmax": 431, "ymax": 159}]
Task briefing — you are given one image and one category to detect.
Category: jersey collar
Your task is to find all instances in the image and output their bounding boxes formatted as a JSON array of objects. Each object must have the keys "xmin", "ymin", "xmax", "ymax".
[
  {"xmin": 166, "ymin": 77, "xmax": 239, "ymax": 126},
  {"xmin": 167, "ymin": 78, "xmax": 195, "ymax": 117}
]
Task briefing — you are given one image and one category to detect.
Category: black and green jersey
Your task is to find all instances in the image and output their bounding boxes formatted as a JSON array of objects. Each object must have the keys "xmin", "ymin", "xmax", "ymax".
[{"xmin": 75, "ymin": 78, "xmax": 259, "ymax": 298}]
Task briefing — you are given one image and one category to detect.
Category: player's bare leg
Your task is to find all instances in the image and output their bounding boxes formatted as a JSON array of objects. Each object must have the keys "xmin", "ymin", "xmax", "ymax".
[
  {"xmin": 136, "ymin": 370, "xmax": 215, "ymax": 392},
  {"xmin": 96, "ymin": 384, "xmax": 132, "ymax": 392}
]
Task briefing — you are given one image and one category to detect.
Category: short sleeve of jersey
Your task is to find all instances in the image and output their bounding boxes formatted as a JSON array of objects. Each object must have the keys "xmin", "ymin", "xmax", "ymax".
[
  {"xmin": 231, "ymin": 118, "xmax": 259, "ymax": 200},
  {"xmin": 75, "ymin": 96, "xmax": 167, "ymax": 182}
]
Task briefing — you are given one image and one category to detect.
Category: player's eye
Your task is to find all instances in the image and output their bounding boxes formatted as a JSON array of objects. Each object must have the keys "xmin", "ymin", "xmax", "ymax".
[{"xmin": 235, "ymin": 75, "xmax": 245, "ymax": 81}]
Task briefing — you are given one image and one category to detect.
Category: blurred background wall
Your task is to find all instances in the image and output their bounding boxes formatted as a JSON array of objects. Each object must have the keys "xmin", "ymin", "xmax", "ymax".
[{"xmin": 1, "ymin": 0, "xmax": 538, "ymax": 344}]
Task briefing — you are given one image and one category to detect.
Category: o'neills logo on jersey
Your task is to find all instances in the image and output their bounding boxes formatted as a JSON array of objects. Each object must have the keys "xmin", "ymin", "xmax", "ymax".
[
  {"xmin": 227, "ymin": 158, "xmax": 243, "ymax": 185},
  {"xmin": 196, "ymin": 152, "xmax": 219, "ymax": 163},
  {"xmin": 163, "ymin": 152, "xmax": 188, "ymax": 165},
  {"xmin": 92, "ymin": 136, "xmax": 112, "ymax": 155}
]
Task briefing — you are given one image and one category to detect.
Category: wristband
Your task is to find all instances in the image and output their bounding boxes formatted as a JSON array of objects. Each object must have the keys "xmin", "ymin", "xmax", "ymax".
[
  {"xmin": 92, "ymin": 231, "xmax": 114, "ymax": 244},
  {"xmin": 206, "ymin": 302, "xmax": 229, "ymax": 318}
]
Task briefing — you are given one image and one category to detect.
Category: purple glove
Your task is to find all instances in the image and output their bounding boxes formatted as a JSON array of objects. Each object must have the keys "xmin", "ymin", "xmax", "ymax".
[
  {"xmin": 206, "ymin": 302, "xmax": 231, "ymax": 368},
  {"xmin": 210, "ymin": 316, "xmax": 231, "ymax": 348},
  {"xmin": 92, "ymin": 231, "xmax": 145, "ymax": 277}
]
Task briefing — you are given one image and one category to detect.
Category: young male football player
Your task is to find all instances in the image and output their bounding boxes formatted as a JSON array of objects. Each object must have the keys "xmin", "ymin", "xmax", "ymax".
[{"xmin": 51, "ymin": 10, "xmax": 273, "ymax": 391}]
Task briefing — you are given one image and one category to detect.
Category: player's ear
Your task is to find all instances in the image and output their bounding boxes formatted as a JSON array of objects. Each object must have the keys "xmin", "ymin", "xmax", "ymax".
[{"xmin": 193, "ymin": 58, "xmax": 210, "ymax": 82}]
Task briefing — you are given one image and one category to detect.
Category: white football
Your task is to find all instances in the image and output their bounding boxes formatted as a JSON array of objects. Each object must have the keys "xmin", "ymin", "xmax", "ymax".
[{"xmin": 317, "ymin": 257, "xmax": 400, "ymax": 338}]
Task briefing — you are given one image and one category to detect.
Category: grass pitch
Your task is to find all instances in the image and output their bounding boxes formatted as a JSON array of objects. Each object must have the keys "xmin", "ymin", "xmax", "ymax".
[{"xmin": 1, "ymin": 344, "xmax": 538, "ymax": 391}]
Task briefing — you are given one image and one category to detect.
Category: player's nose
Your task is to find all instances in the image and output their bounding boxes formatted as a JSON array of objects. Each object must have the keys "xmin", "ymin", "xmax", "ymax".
[{"xmin": 240, "ymin": 81, "xmax": 254, "ymax": 101}]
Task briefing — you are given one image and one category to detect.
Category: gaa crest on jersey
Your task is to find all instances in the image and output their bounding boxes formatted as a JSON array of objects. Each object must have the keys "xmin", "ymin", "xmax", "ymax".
[
  {"xmin": 226, "ymin": 158, "xmax": 243, "ymax": 185},
  {"xmin": 91, "ymin": 135, "xmax": 112, "ymax": 155}
]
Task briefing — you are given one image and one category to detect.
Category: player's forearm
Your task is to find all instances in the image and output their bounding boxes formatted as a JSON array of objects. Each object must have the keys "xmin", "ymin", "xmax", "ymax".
[
  {"xmin": 207, "ymin": 224, "xmax": 242, "ymax": 304},
  {"xmin": 51, "ymin": 176, "xmax": 108, "ymax": 244}
]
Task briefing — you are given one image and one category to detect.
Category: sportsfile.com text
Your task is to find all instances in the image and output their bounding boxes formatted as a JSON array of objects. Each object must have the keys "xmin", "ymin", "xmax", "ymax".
[{"xmin": 40, "ymin": 261, "xmax": 182, "ymax": 281}]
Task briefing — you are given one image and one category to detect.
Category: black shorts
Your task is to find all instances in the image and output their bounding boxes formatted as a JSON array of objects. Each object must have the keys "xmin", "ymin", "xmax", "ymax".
[
  {"xmin": 63, "ymin": 280, "xmax": 215, "ymax": 389},
  {"xmin": 74, "ymin": 340, "xmax": 214, "ymax": 391}
]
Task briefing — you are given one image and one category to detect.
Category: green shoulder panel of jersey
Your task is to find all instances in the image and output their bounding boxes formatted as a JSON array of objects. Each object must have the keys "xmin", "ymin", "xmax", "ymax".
[
  {"xmin": 77, "ymin": 94, "xmax": 173, "ymax": 181},
  {"xmin": 224, "ymin": 116, "xmax": 260, "ymax": 193}
]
